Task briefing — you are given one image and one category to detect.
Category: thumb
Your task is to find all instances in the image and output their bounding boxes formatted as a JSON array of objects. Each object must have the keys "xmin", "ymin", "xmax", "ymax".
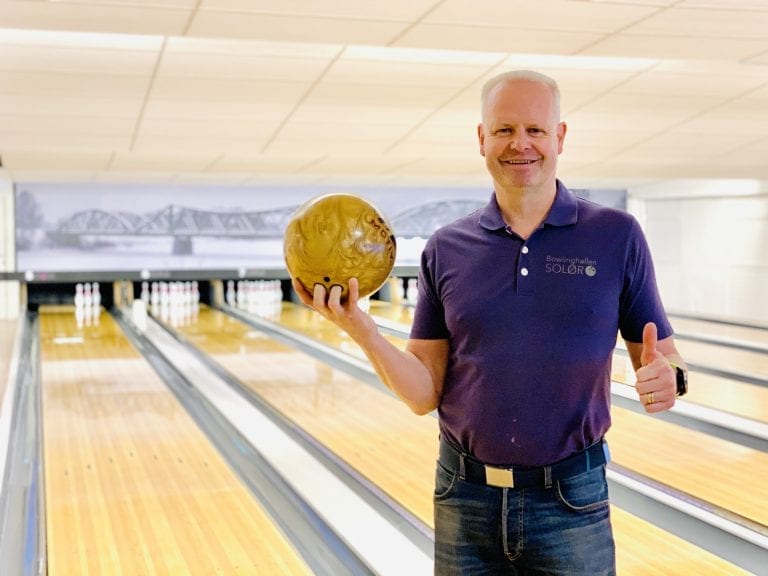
[{"xmin": 640, "ymin": 322, "xmax": 659, "ymax": 366}]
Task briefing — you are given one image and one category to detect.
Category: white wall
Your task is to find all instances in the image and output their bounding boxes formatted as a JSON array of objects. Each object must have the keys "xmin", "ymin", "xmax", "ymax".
[
  {"xmin": 629, "ymin": 180, "xmax": 768, "ymax": 325},
  {"xmin": 0, "ymin": 170, "xmax": 20, "ymax": 319}
]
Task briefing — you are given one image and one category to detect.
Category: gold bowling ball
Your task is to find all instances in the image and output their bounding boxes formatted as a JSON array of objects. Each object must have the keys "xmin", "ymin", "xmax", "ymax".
[{"xmin": 284, "ymin": 193, "xmax": 397, "ymax": 301}]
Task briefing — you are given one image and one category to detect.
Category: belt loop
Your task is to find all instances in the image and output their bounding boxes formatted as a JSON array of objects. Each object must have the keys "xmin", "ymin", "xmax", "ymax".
[
  {"xmin": 544, "ymin": 465, "xmax": 553, "ymax": 489},
  {"xmin": 459, "ymin": 453, "xmax": 466, "ymax": 480}
]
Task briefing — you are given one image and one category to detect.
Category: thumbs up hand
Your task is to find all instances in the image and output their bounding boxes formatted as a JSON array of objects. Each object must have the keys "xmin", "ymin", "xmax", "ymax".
[{"xmin": 635, "ymin": 322, "xmax": 676, "ymax": 413}]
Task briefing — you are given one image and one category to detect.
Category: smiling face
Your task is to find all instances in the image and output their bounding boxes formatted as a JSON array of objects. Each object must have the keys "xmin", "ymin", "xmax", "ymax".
[{"xmin": 478, "ymin": 78, "xmax": 566, "ymax": 196}]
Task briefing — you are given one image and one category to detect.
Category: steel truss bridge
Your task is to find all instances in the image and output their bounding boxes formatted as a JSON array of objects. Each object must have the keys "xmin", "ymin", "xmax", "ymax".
[
  {"xmin": 47, "ymin": 204, "xmax": 299, "ymax": 254},
  {"xmin": 46, "ymin": 200, "xmax": 485, "ymax": 254}
]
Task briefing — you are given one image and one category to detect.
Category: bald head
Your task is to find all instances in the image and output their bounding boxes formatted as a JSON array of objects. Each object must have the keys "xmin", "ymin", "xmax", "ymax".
[{"xmin": 481, "ymin": 70, "xmax": 561, "ymax": 123}]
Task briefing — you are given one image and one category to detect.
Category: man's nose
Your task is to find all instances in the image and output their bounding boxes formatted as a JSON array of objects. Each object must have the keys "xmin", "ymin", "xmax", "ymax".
[{"xmin": 508, "ymin": 133, "xmax": 530, "ymax": 150}]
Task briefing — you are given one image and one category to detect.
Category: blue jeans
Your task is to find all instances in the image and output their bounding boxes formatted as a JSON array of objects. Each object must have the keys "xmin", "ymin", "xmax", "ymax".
[{"xmin": 434, "ymin": 462, "xmax": 615, "ymax": 575}]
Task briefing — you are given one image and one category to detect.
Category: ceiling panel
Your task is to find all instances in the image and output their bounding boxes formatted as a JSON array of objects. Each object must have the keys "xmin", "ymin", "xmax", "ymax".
[
  {"xmin": 160, "ymin": 38, "xmax": 340, "ymax": 80},
  {"xmin": 276, "ymin": 122, "xmax": 414, "ymax": 145},
  {"xmin": 201, "ymin": 0, "xmax": 437, "ymax": 20},
  {"xmin": 287, "ymin": 103, "xmax": 431, "ymax": 125},
  {"xmin": 147, "ymin": 77, "xmax": 311, "ymax": 104},
  {"xmin": 560, "ymin": 129, "xmax": 660, "ymax": 161},
  {"xmin": 0, "ymin": 45, "xmax": 158, "ymax": 74},
  {"xmin": 1, "ymin": 114, "xmax": 135, "ymax": 136},
  {"xmin": 673, "ymin": 98, "xmax": 768, "ymax": 135},
  {"xmin": 212, "ymin": 155, "xmax": 323, "ymax": 173},
  {"xmin": 680, "ymin": 0, "xmax": 768, "ymax": 7},
  {"xmin": 611, "ymin": 69, "xmax": 768, "ymax": 98},
  {"xmin": 0, "ymin": 71, "xmax": 150, "ymax": 101},
  {"xmin": 1, "ymin": 130, "xmax": 132, "ymax": 149},
  {"xmin": 566, "ymin": 92, "xmax": 725, "ymax": 134},
  {"xmin": 426, "ymin": 0, "xmax": 658, "ymax": 32},
  {"xmin": 385, "ymin": 156, "xmax": 486, "ymax": 179},
  {"xmin": 1, "ymin": 149, "xmax": 112, "ymax": 171},
  {"xmin": 395, "ymin": 23, "xmax": 603, "ymax": 55},
  {"xmin": 387, "ymin": 140, "xmax": 478, "ymax": 159},
  {"xmin": 109, "ymin": 152, "xmax": 215, "ymax": 172},
  {"xmin": 0, "ymin": 96, "xmax": 142, "ymax": 121},
  {"xmin": 188, "ymin": 11, "xmax": 406, "ymax": 45},
  {"xmin": 0, "ymin": 1, "xmax": 191, "ymax": 35},
  {"xmin": 136, "ymin": 118, "xmax": 281, "ymax": 140},
  {"xmin": 582, "ymin": 33, "xmax": 768, "ymax": 59},
  {"xmin": 297, "ymin": 156, "xmax": 428, "ymax": 176},
  {"xmin": 263, "ymin": 137, "xmax": 394, "ymax": 156},
  {"xmin": 52, "ymin": 0, "xmax": 199, "ymax": 8},
  {"xmin": 607, "ymin": 131, "xmax": 758, "ymax": 162},
  {"xmin": 627, "ymin": 6, "xmax": 768, "ymax": 37},
  {"xmin": 307, "ymin": 82, "xmax": 458, "ymax": 108}
]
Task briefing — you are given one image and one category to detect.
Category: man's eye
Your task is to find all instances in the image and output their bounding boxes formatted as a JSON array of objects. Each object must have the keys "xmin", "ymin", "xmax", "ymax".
[
  {"xmin": 496, "ymin": 128, "xmax": 512, "ymax": 135},
  {"xmin": 528, "ymin": 128, "xmax": 544, "ymax": 134}
]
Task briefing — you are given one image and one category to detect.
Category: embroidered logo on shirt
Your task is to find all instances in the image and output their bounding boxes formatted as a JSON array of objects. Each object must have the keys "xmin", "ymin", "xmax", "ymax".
[{"xmin": 545, "ymin": 255, "xmax": 598, "ymax": 277}]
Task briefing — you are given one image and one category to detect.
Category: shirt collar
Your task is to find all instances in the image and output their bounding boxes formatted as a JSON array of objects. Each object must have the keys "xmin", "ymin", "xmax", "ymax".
[{"xmin": 478, "ymin": 179, "xmax": 578, "ymax": 231}]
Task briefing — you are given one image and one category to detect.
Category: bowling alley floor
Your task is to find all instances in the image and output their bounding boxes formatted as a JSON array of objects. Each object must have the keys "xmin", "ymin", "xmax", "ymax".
[{"xmin": 1, "ymin": 302, "xmax": 766, "ymax": 575}]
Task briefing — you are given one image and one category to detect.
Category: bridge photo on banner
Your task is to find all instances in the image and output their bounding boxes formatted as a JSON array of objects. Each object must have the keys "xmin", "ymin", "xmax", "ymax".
[{"xmin": 14, "ymin": 182, "xmax": 626, "ymax": 273}]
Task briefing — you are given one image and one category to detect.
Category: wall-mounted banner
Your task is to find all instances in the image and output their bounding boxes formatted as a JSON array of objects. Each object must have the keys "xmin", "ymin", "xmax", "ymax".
[{"xmin": 14, "ymin": 182, "xmax": 625, "ymax": 273}]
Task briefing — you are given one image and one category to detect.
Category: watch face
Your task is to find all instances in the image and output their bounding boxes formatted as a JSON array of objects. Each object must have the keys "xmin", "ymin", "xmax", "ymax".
[{"xmin": 675, "ymin": 367, "xmax": 688, "ymax": 397}]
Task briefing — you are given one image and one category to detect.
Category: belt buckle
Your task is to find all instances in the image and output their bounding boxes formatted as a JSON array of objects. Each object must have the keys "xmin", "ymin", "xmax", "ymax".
[{"xmin": 484, "ymin": 465, "xmax": 514, "ymax": 488}]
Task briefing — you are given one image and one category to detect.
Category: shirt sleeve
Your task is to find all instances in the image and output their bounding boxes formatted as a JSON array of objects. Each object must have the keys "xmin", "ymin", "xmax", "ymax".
[
  {"xmin": 618, "ymin": 217, "xmax": 673, "ymax": 343},
  {"xmin": 409, "ymin": 233, "xmax": 450, "ymax": 340}
]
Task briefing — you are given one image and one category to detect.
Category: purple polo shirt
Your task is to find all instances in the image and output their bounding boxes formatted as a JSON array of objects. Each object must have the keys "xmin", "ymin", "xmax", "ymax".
[{"xmin": 410, "ymin": 181, "xmax": 672, "ymax": 466}]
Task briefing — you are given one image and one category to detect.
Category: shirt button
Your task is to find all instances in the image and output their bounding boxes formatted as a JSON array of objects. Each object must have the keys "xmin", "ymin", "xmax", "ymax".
[
  {"xmin": 522, "ymin": 246, "xmax": 529, "ymax": 254},
  {"xmin": 521, "ymin": 268, "xmax": 529, "ymax": 276}
]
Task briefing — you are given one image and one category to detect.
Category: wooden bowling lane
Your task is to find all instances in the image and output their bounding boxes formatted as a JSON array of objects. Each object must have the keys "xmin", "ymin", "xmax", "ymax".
[
  {"xmin": 271, "ymin": 301, "xmax": 768, "ymax": 529},
  {"xmin": 38, "ymin": 306, "xmax": 312, "ymax": 576},
  {"xmin": 172, "ymin": 306, "xmax": 748, "ymax": 575},
  {"xmin": 0, "ymin": 317, "xmax": 19, "ymax": 405}
]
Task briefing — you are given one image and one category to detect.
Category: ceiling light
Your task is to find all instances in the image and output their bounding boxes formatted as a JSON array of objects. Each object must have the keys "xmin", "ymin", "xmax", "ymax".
[
  {"xmin": 0, "ymin": 27, "xmax": 161, "ymax": 50},
  {"xmin": 343, "ymin": 45, "xmax": 504, "ymax": 66},
  {"xmin": 502, "ymin": 53, "xmax": 657, "ymax": 71}
]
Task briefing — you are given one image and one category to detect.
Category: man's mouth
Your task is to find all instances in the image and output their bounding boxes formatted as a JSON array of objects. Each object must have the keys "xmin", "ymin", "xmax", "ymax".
[{"xmin": 502, "ymin": 159, "xmax": 537, "ymax": 165}]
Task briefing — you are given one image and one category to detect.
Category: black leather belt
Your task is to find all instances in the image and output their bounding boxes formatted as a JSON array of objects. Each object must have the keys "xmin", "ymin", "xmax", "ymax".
[{"xmin": 439, "ymin": 437, "xmax": 609, "ymax": 489}]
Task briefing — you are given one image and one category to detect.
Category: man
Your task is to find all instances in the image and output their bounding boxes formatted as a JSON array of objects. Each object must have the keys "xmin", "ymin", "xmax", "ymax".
[{"xmin": 293, "ymin": 70, "xmax": 687, "ymax": 574}]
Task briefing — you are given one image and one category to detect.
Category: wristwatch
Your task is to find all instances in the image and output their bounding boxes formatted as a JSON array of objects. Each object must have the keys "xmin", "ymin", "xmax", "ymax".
[{"xmin": 669, "ymin": 361, "xmax": 688, "ymax": 397}]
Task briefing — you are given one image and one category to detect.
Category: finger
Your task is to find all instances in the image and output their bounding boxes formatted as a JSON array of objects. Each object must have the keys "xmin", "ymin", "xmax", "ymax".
[
  {"xmin": 327, "ymin": 284, "xmax": 344, "ymax": 311},
  {"xmin": 312, "ymin": 283, "xmax": 328, "ymax": 309},
  {"xmin": 640, "ymin": 322, "xmax": 658, "ymax": 367},
  {"xmin": 348, "ymin": 277, "xmax": 360, "ymax": 306},
  {"xmin": 645, "ymin": 396, "xmax": 674, "ymax": 414},
  {"xmin": 292, "ymin": 278, "xmax": 313, "ymax": 305}
]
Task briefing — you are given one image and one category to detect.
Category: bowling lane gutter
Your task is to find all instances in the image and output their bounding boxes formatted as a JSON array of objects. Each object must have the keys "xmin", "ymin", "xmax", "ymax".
[
  {"xmin": 111, "ymin": 308, "xmax": 378, "ymax": 576},
  {"xmin": 227, "ymin": 306, "xmax": 768, "ymax": 572},
  {"xmin": 376, "ymin": 316, "xmax": 768, "ymax": 454},
  {"xmin": 0, "ymin": 311, "xmax": 46, "ymax": 576},
  {"xmin": 113, "ymin": 307, "xmax": 434, "ymax": 576}
]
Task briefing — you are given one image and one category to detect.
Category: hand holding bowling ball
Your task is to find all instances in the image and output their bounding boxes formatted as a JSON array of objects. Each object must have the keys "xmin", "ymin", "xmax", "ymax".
[{"xmin": 283, "ymin": 193, "xmax": 397, "ymax": 302}]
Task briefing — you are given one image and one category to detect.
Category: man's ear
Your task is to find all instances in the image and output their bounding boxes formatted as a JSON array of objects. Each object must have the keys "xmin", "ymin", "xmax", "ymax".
[
  {"xmin": 556, "ymin": 121, "xmax": 567, "ymax": 154},
  {"xmin": 478, "ymin": 123, "xmax": 486, "ymax": 157}
]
